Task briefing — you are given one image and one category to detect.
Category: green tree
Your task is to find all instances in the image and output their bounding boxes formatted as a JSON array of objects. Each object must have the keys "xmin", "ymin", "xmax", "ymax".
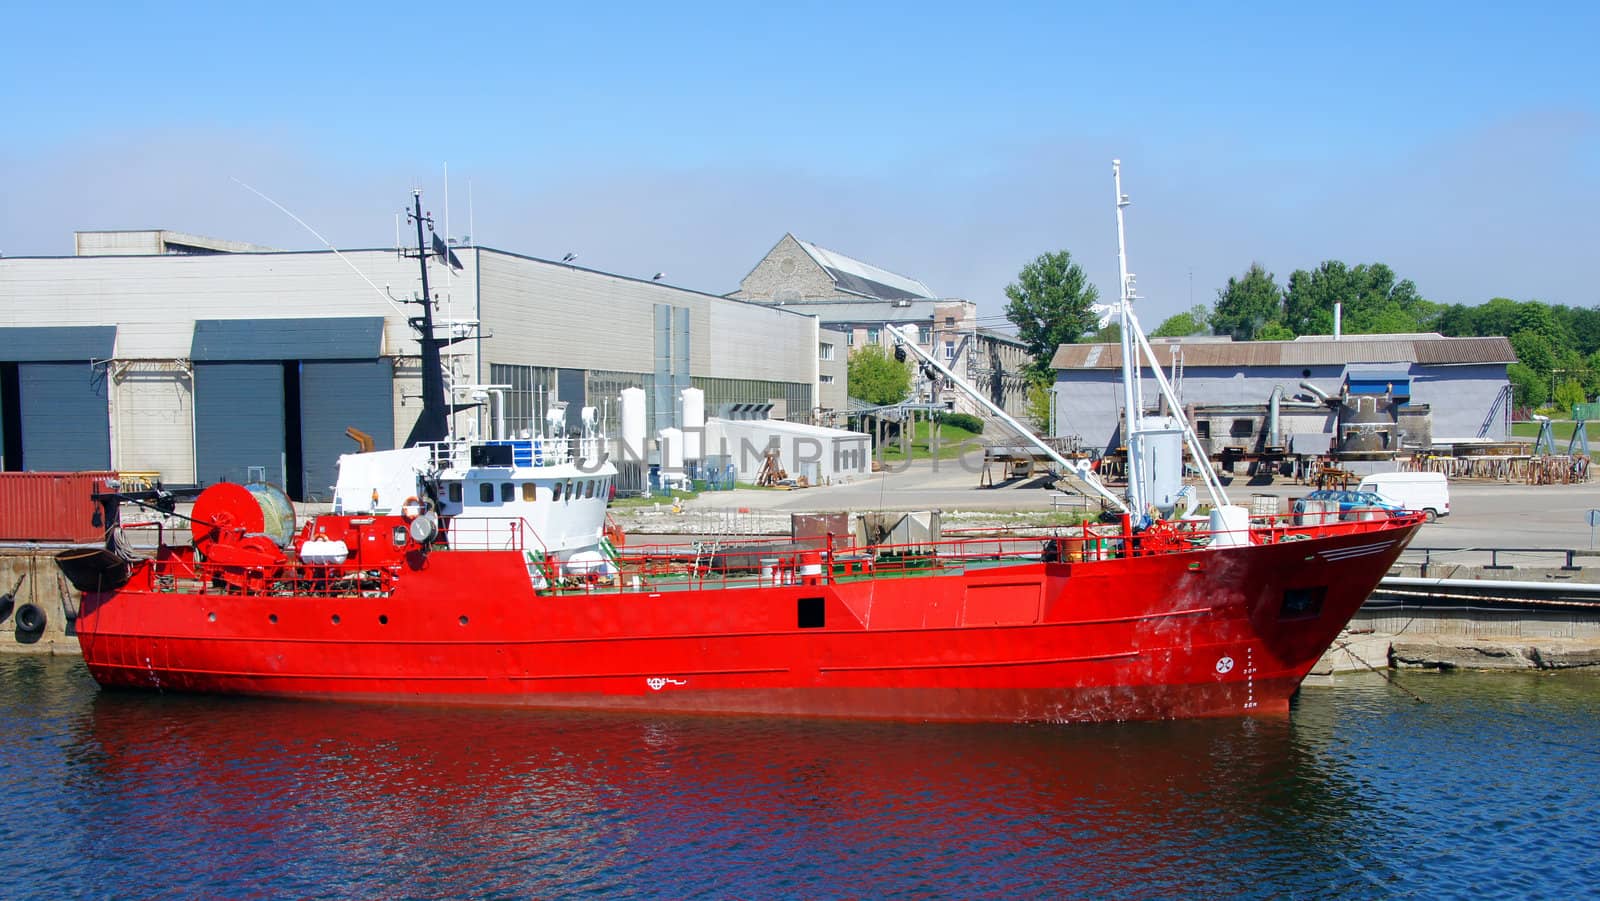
[
  {"xmin": 1211, "ymin": 263, "xmax": 1284, "ymax": 340},
  {"xmin": 1004, "ymin": 250, "xmax": 1100, "ymax": 380},
  {"xmin": 1554, "ymin": 378, "xmax": 1588, "ymax": 413},
  {"xmin": 846, "ymin": 344, "xmax": 911, "ymax": 406},
  {"xmin": 1508, "ymin": 362, "xmax": 1547, "ymax": 409},
  {"xmin": 1089, "ymin": 322, "xmax": 1121, "ymax": 343},
  {"xmin": 1152, "ymin": 304, "xmax": 1211, "ymax": 337},
  {"xmin": 1282, "ymin": 261, "xmax": 1431, "ymax": 336},
  {"xmin": 1024, "ymin": 374, "xmax": 1054, "ymax": 431}
]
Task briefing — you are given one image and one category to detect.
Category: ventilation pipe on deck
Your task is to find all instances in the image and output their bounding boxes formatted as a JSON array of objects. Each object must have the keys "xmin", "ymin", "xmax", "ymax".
[{"xmin": 1267, "ymin": 385, "xmax": 1284, "ymax": 447}]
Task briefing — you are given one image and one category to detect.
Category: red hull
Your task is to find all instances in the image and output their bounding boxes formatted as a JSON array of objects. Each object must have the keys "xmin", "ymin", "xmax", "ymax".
[{"xmin": 72, "ymin": 519, "xmax": 1419, "ymax": 723}]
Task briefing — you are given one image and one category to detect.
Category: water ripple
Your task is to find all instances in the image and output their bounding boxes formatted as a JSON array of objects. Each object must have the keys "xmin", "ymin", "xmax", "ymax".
[{"xmin": 1, "ymin": 657, "xmax": 1597, "ymax": 898}]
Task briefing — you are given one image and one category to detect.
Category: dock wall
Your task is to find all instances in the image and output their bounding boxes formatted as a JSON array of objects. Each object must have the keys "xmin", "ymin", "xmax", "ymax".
[{"xmin": 0, "ymin": 549, "xmax": 84, "ymax": 656}]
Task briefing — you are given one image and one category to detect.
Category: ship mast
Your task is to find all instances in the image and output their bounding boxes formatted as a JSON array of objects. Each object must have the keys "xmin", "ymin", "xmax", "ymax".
[
  {"xmin": 1112, "ymin": 160, "xmax": 1146, "ymax": 516},
  {"xmin": 403, "ymin": 191, "xmax": 451, "ymax": 447},
  {"xmin": 1109, "ymin": 162, "xmax": 1231, "ymax": 518}
]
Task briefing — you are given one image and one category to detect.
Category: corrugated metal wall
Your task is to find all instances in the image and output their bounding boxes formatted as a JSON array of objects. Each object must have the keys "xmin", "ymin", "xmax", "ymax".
[
  {"xmin": 18, "ymin": 363, "xmax": 111, "ymax": 471},
  {"xmin": 299, "ymin": 360, "xmax": 395, "ymax": 501},
  {"xmin": 194, "ymin": 362, "xmax": 285, "ymax": 487}
]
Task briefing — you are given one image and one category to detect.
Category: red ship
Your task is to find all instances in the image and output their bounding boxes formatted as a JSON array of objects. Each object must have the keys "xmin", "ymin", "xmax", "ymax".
[{"xmin": 54, "ymin": 173, "xmax": 1422, "ymax": 723}]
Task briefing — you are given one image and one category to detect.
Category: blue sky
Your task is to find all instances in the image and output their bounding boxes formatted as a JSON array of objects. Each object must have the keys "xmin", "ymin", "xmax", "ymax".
[{"xmin": 3, "ymin": 1, "xmax": 1596, "ymax": 326}]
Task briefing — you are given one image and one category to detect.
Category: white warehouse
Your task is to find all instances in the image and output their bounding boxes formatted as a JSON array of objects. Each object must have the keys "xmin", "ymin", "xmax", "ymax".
[{"xmin": 0, "ymin": 229, "xmax": 823, "ymax": 500}]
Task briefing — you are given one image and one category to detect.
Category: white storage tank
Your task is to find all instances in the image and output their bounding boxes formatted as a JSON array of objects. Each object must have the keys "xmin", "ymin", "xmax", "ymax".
[
  {"xmin": 1135, "ymin": 416, "xmax": 1185, "ymax": 516},
  {"xmin": 1208, "ymin": 505, "xmax": 1252, "ymax": 547},
  {"xmin": 681, "ymin": 387, "xmax": 705, "ymax": 462},
  {"xmin": 620, "ymin": 387, "xmax": 647, "ymax": 465},
  {"xmin": 658, "ymin": 426, "xmax": 684, "ymax": 473}
]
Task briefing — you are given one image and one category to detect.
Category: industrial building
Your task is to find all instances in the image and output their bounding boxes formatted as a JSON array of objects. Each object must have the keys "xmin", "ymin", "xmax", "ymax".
[
  {"xmin": 1049, "ymin": 334, "xmax": 1516, "ymax": 459},
  {"xmin": 0, "ymin": 229, "xmax": 823, "ymax": 500},
  {"xmin": 730, "ymin": 234, "xmax": 1032, "ymax": 418}
]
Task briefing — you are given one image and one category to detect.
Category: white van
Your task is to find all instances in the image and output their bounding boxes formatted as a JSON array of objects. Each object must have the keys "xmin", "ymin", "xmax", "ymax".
[{"xmin": 1357, "ymin": 472, "xmax": 1450, "ymax": 522}]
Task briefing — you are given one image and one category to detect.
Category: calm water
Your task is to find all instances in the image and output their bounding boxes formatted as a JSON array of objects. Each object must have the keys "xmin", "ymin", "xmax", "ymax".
[{"xmin": 1, "ymin": 658, "xmax": 1597, "ymax": 899}]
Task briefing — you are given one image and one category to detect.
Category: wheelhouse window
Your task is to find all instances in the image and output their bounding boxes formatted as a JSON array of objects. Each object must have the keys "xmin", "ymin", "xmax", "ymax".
[
  {"xmin": 501, "ymin": 483, "xmax": 514, "ymax": 502},
  {"xmin": 552, "ymin": 482, "xmax": 563, "ymax": 502},
  {"xmin": 449, "ymin": 482, "xmax": 463, "ymax": 503},
  {"xmin": 522, "ymin": 483, "xmax": 538, "ymax": 502},
  {"xmin": 478, "ymin": 483, "xmax": 493, "ymax": 503}
]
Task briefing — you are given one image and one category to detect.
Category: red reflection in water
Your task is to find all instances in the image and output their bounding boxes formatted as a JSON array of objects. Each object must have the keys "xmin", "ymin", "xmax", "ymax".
[{"xmin": 74, "ymin": 693, "xmax": 1347, "ymax": 897}]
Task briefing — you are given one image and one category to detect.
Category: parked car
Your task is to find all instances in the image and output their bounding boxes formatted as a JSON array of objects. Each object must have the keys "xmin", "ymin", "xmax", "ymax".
[
  {"xmin": 1357, "ymin": 471, "xmax": 1450, "ymax": 522},
  {"xmin": 1293, "ymin": 489, "xmax": 1406, "ymax": 516}
]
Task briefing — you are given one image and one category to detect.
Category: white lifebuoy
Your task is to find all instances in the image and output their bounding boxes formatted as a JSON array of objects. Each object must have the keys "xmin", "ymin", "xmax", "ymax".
[{"xmin": 400, "ymin": 496, "xmax": 424, "ymax": 521}]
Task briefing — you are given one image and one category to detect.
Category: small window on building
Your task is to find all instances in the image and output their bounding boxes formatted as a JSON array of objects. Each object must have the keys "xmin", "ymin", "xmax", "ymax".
[
  {"xmin": 944, "ymin": 340, "xmax": 956, "ymax": 361},
  {"xmin": 500, "ymin": 483, "xmax": 514, "ymax": 503},
  {"xmin": 1230, "ymin": 419, "xmax": 1254, "ymax": 438},
  {"xmin": 867, "ymin": 327, "xmax": 880, "ymax": 345},
  {"xmin": 449, "ymin": 482, "xmax": 463, "ymax": 503},
  {"xmin": 1196, "ymin": 421, "xmax": 1211, "ymax": 439},
  {"xmin": 522, "ymin": 483, "xmax": 538, "ymax": 502},
  {"xmin": 945, "ymin": 316, "xmax": 955, "ymax": 328},
  {"xmin": 478, "ymin": 483, "xmax": 494, "ymax": 503},
  {"xmin": 918, "ymin": 326, "xmax": 931, "ymax": 344},
  {"xmin": 847, "ymin": 330, "xmax": 855, "ymax": 347},
  {"xmin": 820, "ymin": 374, "xmax": 835, "ymax": 384},
  {"xmin": 819, "ymin": 342, "xmax": 834, "ymax": 361},
  {"xmin": 552, "ymin": 482, "xmax": 563, "ymax": 502}
]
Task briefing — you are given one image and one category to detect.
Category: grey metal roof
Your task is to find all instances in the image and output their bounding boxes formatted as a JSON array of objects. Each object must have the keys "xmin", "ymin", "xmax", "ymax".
[
  {"xmin": 793, "ymin": 237, "xmax": 935, "ymax": 299},
  {"xmin": 1050, "ymin": 334, "xmax": 1516, "ymax": 369},
  {"xmin": 0, "ymin": 325, "xmax": 116, "ymax": 361},
  {"xmin": 191, "ymin": 317, "xmax": 385, "ymax": 361}
]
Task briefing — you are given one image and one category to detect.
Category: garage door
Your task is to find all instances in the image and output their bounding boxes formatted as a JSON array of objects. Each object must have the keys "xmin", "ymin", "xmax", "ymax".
[
  {"xmin": 0, "ymin": 326, "xmax": 116, "ymax": 472},
  {"xmin": 299, "ymin": 359, "xmax": 395, "ymax": 502},
  {"xmin": 193, "ymin": 362, "xmax": 285, "ymax": 488},
  {"xmin": 19, "ymin": 363, "xmax": 111, "ymax": 471}
]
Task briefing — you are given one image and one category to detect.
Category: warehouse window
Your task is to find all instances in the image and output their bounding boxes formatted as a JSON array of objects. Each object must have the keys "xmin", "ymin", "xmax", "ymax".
[{"xmin": 1230, "ymin": 419, "xmax": 1254, "ymax": 438}]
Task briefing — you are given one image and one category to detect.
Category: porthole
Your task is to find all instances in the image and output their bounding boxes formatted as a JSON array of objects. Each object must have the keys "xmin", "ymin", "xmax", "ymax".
[
  {"xmin": 269, "ymin": 613, "xmax": 278, "ymax": 624},
  {"xmin": 379, "ymin": 614, "xmax": 389, "ymax": 625},
  {"xmin": 459, "ymin": 615, "xmax": 469, "ymax": 626},
  {"xmin": 331, "ymin": 614, "xmax": 341, "ymax": 625},
  {"xmin": 207, "ymin": 612, "xmax": 216, "ymax": 623}
]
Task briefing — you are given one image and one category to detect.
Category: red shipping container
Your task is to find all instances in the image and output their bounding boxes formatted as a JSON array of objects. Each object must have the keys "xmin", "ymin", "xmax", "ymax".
[{"xmin": 0, "ymin": 472, "xmax": 116, "ymax": 543}]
